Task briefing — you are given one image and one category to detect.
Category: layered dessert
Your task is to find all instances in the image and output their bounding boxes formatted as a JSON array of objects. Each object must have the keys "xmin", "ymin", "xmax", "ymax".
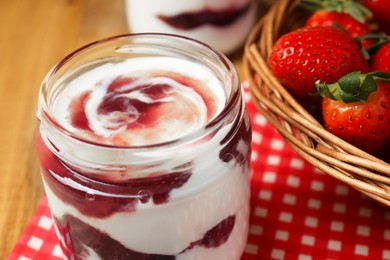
[
  {"xmin": 125, "ymin": 0, "xmax": 257, "ymax": 54},
  {"xmin": 36, "ymin": 40, "xmax": 251, "ymax": 260}
]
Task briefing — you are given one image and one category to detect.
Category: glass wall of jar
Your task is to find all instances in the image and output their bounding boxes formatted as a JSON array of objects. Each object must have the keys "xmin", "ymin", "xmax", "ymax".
[{"xmin": 36, "ymin": 34, "xmax": 252, "ymax": 259}]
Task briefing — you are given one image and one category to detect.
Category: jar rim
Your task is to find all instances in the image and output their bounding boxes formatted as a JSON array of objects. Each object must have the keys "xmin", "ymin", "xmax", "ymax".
[{"xmin": 38, "ymin": 33, "xmax": 242, "ymax": 150}]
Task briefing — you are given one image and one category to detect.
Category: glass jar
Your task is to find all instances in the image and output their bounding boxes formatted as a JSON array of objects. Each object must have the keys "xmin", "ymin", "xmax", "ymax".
[
  {"xmin": 125, "ymin": 0, "xmax": 258, "ymax": 54},
  {"xmin": 36, "ymin": 34, "xmax": 251, "ymax": 259}
]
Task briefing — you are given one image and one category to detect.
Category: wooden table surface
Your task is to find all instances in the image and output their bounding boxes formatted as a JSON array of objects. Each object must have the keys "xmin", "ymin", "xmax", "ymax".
[{"xmin": 0, "ymin": 0, "xmax": 247, "ymax": 257}]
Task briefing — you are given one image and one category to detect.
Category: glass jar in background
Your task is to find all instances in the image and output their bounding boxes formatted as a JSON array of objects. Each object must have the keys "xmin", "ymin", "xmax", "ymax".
[
  {"xmin": 36, "ymin": 34, "xmax": 252, "ymax": 259},
  {"xmin": 125, "ymin": 0, "xmax": 258, "ymax": 55}
]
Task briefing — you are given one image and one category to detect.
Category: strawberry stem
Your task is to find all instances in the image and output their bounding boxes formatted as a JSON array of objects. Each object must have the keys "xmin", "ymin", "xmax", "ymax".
[
  {"xmin": 369, "ymin": 71, "xmax": 390, "ymax": 83},
  {"xmin": 316, "ymin": 71, "xmax": 390, "ymax": 103},
  {"xmin": 360, "ymin": 34, "xmax": 390, "ymax": 55}
]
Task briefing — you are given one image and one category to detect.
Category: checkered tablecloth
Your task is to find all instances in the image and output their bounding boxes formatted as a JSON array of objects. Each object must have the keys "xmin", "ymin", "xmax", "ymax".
[{"xmin": 7, "ymin": 83, "xmax": 390, "ymax": 260}]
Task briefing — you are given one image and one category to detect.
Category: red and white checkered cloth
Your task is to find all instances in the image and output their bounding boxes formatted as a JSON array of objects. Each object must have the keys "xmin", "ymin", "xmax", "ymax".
[{"xmin": 7, "ymin": 83, "xmax": 390, "ymax": 260}]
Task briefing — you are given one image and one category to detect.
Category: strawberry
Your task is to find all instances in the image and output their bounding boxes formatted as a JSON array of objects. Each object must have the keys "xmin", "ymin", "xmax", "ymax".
[
  {"xmin": 302, "ymin": 0, "xmax": 373, "ymax": 47},
  {"xmin": 269, "ymin": 26, "xmax": 369, "ymax": 99},
  {"xmin": 316, "ymin": 71, "xmax": 390, "ymax": 154},
  {"xmin": 305, "ymin": 11, "xmax": 370, "ymax": 37},
  {"xmin": 363, "ymin": 0, "xmax": 390, "ymax": 34},
  {"xmin": 372, "ymin": 41, "xmax": 390, "ymax": 72}
]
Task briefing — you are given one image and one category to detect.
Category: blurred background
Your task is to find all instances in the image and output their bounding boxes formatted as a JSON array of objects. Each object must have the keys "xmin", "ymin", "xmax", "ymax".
[
  {"xmin": 0, "ymin": 0, "xmax": 270, "ymax": 257},
  {"xmin": 0, "ymin": 1, "xmax": 128, "ymax": 256}
]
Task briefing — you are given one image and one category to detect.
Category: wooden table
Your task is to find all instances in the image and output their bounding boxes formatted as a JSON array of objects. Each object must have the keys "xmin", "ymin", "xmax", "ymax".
[{"xmin": 0, "ymin": 0, "xmax": 246, "ymax": 257}]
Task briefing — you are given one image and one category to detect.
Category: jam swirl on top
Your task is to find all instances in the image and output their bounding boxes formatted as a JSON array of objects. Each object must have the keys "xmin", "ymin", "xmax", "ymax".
[{"xmin": 70, "ymin": 74, "xmax": 221, "ymax": 146}]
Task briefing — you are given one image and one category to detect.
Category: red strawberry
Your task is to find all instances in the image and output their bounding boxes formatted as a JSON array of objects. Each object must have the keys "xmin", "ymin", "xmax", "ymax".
[
  {"xmin": 302, "ymin": 0, "xmax": 373, "ymax": 47},
  {"xmin": 305, "ymin": 12, "xmax": 373, "ymax": 48},
  {"xmin": 372, "ymin": 41, "xmax": 390, "ymax": 72},
  {"xmin": 317, "ymin": 71, "xmax": 390, "ymax": 154},
  {"xmin": 301, "ymin": 0, "xmax": 373, "ymax": 47},
  {"xmin": 269, "ymin": 26, "xmax": 369, "ymax": 99},
  {"xmin": 363, "ymin": 0, "xmax": 390, "ymax": 34}
]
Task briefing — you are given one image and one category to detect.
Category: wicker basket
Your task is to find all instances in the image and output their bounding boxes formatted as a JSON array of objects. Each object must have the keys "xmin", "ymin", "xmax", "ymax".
[{"xmin": 243, "ymin": 0, "xmax": 390, "ymax": 206}]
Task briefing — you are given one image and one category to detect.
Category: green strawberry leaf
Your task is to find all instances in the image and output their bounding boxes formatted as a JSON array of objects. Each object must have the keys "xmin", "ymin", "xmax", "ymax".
[
  {"xmin": 315, "ymin": 71, "xmax": 390, "ymax": 104},
  {"xmin": 299, "ymin": 0, "xmax": 323, "ymax": 11},
  {"xmin": 315, "ymin": 81, "xmax": 338, "ymax": 100},
  {"xmin": 339, "ymin": 72, "xmax": 377, "ymax": 104},
  {"xmin": 369, "ymin": 71, "xmax": 390, "ymax": 82},
  {"xmin": 355, "ymin": 2, "xmax": 373, "ymax": 19},
  {"xmin": 344, "ymin": 1, "xmax": 366, "ymax": 23},
  {"xmin": 338, "ymin": 71, "xmax": 360, "ymax": 91}
]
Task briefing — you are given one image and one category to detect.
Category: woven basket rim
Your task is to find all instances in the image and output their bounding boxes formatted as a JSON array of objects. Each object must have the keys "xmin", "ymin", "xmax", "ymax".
[{"xmin": 243, "ymin": 0, "xmax": 390, "ymax": 206}]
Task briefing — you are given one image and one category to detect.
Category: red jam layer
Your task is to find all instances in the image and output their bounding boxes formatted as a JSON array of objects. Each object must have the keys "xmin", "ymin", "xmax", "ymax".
[
  {"xmin": 36, "ymin": 134, "xmax": 192, "ymax": 218},
  {"xmin": 55, "ymin": 214, "xmax": 235, "ymax": 259}
]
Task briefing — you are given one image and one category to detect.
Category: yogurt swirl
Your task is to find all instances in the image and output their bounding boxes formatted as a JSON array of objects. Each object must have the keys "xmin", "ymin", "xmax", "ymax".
[{"xmin": 53, "ymin": 57, "xmax": 226, "ymax": 146}]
